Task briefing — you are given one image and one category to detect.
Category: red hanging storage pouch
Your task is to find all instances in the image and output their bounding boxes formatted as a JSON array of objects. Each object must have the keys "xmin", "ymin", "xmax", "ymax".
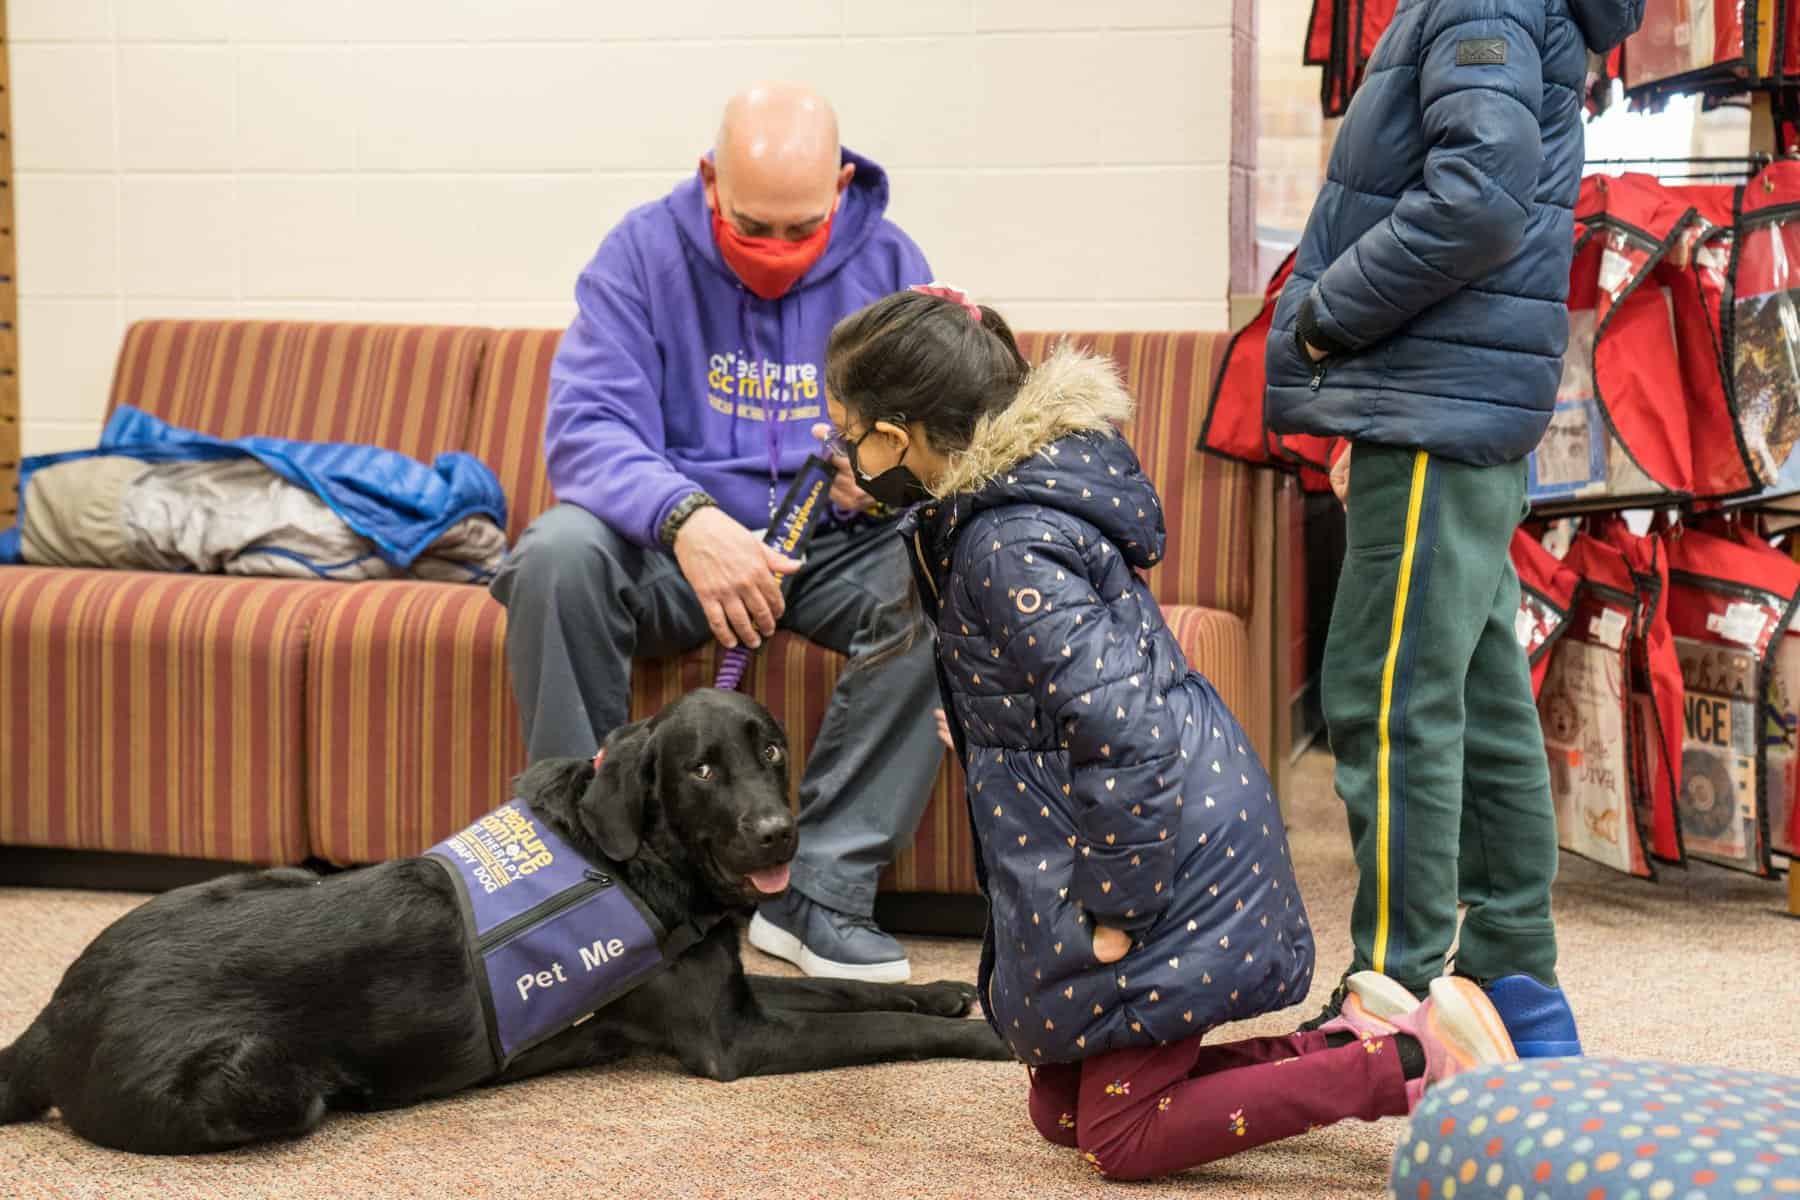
[
  {"xmin": 1530, "ymin": 229, "xmax": 1618, "ymax": 501},
  {"xmin": 1304, "ymin": 0, "xmax": 1335, "ymax": 67},
  {"xmin": 1723, "ymin": 512, "xmax": 1800, "ymax": 860},
  {"xmin": 1538, "ymin": 533, "xmax": 1656, "ymax": 878},
  {"xmin": 1594, "ymin": 515, "xmax": 1688, "ymax": 864},
  {"xmin": 1531, "ymin": 178, "xmax": 1693, "ymax": 505},
  {"xmin": 1663, "ymin": 526, "xmax": 1800, "ymax": 875},
  {"xmin": 1588, "ymin": 175, "xmax": 1698, "ymax": 499},
  {"xmin": 1726, "ymin": 160, "xmax": 1800, "ymax": 493},
  {"xmin": 1664, "ymin": 186, "xmax": 1753, "ymax": 498},
  {"xmin": 1315, "ymin": 0, "xmax": 1354, "ymax": 117},
  {"xmin": 1311, "ymin": 0, "xmax": 1400, "ymax": 117},
  {"xmin": 1626, "ymin": 0, "xmax": 1747, "ymax": 90},
  {"xmin": 1717, "ymin": 0, "xmax": 1750, "ymax": 70},
  {"xmin": 1627, "ymin": 0, "xmax": 1737, "ymax": 89},
  {"xmin": 1198, "ymin": 251, "xmax": 1294, "ymax": 470},
  {"xmin": 1353, "ymin": 0, "xmax": 1399, "ymax": 93},
  {"xmin": 1763, "ymin": 532, "xmax": 1800, "ymax": 860},
  {"xmin": 1511, "ymin": 528, "xmax": 1584, "ymax": 700},
  {"xmin": 1196, "ymin": 248, "xmax": 1342, "ymax": 495}
]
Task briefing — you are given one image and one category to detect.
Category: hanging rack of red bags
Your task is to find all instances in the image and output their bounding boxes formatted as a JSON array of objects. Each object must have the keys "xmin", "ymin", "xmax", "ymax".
[
  {"xmin": 1199, "ymin": 155, "xmax": 1800, "ymax": 884},
  {"xmin": 1610, "ymin": 0, "xmax": 1800, "ymax": 125},
  {"xmin": 1198, "ymin": 161, "xmax": 1793, "ymax": 503}
]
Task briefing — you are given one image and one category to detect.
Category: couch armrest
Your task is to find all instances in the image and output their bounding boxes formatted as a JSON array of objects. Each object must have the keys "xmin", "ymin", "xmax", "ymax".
[{"xmin": 1164, "ymin": 604, "xmax": 1253, "ymax": 743}]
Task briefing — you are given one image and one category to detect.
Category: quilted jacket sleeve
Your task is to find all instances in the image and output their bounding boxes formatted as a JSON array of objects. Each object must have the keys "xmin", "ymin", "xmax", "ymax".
[
  {"xmin": 976, "ymin": 527, "xmax": 1180, "ymax": 934},
  {"xmin": 1301, "ymin": 7, "xmax": 1545, "ymax": 356}
]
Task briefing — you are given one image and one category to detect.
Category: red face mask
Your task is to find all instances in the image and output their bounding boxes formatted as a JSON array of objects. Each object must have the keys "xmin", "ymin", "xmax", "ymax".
[{"xmin": 710, "ymin": 203, "xmax": 834, "ymax": 301}]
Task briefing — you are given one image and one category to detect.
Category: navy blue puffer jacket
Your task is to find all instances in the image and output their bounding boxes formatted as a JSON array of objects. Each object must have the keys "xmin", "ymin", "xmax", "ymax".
[
  {"xmin": 1266, "ymin": 0, "xmax": 1645, "ymax": 466},
  {"xmin": 899, "ymin": 346, "xmax": 1314, "ymax": 1065}
]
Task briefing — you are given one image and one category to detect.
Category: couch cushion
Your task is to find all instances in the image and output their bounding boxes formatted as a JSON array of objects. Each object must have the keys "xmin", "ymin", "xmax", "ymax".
[
  {"xmin": 108, "ymin": 320, "xmax": 490, "ymax": 460},
  {"xmin": 1014, "ymin": 332, "xmax": 1247, "ymax": 617},
  {"xmin": 1166, "ymin": 604, "xmax": 1253, "ymax": 727},
  {"xmin": 0, "ymin": 567, "xmax": 339, "ymax": 863},
  {"xmin": 306, "ymin": 580, "xmax": 515, "ymax": 864},
  {"xmin": 466, "ymin": 327, "xmax": 562, "ymax": 543}
]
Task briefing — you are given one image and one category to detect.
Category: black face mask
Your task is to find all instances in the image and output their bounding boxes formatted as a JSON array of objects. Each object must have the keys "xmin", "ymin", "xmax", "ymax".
[{"xmin": 847, "ymin": 429, "xmax": 934, "ymax": 510}]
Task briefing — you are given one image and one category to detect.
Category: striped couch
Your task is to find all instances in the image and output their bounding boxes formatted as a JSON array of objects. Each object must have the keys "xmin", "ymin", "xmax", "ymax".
[{"xmin": 0, "ymin": 321, "xmax": 1265, "ymax": 900}]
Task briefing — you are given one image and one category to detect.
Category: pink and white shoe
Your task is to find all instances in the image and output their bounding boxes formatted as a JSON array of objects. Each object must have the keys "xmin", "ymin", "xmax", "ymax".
[
  {"xmin": 1389, "ymin": 976, "xmax": 1519, "ymax": 1110},
  {"xmin": 1317, "ymin": 970, "xmax": 1420, "ymax": 1042}
]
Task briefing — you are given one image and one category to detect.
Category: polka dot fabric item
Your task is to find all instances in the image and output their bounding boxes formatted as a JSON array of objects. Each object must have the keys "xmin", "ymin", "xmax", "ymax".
[{"xmin": 1389, "ymin": 1058, "xmax": 1800, "ymax": 1200}]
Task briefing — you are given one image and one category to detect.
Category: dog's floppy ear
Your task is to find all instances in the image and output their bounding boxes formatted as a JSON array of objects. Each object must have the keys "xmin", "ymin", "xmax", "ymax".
[
  {"xmin": 514, "ymin": 757, "xmax": 597, "ymax": 833},
  {"xmin": 588, "ymin": 718, "xmax": 658, "ymax": 861}
]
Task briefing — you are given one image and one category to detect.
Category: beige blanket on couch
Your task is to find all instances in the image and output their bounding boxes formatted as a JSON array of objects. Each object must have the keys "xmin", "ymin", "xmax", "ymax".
[{"xmin": 20, "ymin": 456, "xmax": 507, "ymax": 582}]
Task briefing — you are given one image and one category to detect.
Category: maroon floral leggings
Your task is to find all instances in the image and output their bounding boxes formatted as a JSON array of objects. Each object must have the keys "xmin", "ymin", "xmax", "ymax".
[{"xmin": 1027, "ymin": 1029, "xmax": 1410, "ymax": 1182}]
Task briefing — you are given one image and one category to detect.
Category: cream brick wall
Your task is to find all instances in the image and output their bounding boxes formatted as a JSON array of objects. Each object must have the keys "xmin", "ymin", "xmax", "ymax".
[{"xmin": 9, "ymin": 1, "xmax": 1248, "ymax": 456}]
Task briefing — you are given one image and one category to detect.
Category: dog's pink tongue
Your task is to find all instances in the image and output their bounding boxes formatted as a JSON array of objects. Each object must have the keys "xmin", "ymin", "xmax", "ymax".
[{"xmin": 748, "ymin": 864, "xmax": 791, "ymax": 894}]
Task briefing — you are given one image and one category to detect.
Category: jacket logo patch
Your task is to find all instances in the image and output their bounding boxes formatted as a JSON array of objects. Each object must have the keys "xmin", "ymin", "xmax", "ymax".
[{"xmin": 1455, "ymin": 37, "xmax": 1507, "ymax": 66}]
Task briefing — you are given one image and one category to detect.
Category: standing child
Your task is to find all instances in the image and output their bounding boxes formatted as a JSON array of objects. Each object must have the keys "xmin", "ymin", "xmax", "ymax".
[
  {"xmin": 1264, "ymin": 0, "xmax": 1645, "ymax": 1051},
  {"xmin": 825, "ymin": 286, "xmax": 1517, "ymax": 1181}
]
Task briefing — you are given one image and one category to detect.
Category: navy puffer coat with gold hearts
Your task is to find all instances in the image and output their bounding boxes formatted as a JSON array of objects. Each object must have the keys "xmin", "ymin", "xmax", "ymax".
[{"xmin": 898, "ymin": 344, "xmax": 1314, "ymax": 1065}]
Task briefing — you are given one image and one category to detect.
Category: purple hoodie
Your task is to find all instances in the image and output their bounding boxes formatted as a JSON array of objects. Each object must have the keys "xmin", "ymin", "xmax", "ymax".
[{"xmin": 545, "ymin": 148, "xmax": 931, "ymax": 547}]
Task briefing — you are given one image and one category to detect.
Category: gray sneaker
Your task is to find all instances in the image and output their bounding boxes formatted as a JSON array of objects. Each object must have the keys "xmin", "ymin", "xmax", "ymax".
[{"xmin": 748, "ymin": 890, "xmax": 911, "ymax": 984}]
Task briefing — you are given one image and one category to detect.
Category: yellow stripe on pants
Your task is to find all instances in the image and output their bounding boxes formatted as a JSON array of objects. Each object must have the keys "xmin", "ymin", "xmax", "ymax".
[{"xmin": 1372, "ymin": 451, "xmax": 1432, "ymax": 976}]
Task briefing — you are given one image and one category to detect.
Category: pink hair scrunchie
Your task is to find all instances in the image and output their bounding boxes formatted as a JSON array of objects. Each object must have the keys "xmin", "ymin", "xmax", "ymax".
[{"xmin": 909, "ymin": 282, "xmax": 982, "ymax": 322}]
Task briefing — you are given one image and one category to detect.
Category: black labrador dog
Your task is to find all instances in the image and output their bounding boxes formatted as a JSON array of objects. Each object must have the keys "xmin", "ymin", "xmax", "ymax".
[{"xmin": 0, "ymin": 689, "xmax": 1008, "ymax": 1154}]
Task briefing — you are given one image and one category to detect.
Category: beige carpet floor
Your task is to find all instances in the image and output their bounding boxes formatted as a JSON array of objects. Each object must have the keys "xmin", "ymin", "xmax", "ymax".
[{"xmin": 2, "ymin": 751, "xmax": 1795, "ymax": 1200}]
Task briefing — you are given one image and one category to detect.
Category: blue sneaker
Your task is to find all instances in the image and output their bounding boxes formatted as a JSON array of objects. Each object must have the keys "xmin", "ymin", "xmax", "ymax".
[
  {"xmin": 1479, "ymin": 974, "xmax": 1582, "ymax": 1058},
  {"xmin": 748, "ymin": 889, "xmax": 911, "ymax": 984}
]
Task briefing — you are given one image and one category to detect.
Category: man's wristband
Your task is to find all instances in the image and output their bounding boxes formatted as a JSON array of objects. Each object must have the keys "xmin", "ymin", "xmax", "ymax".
[{"xmin": 659, "ymin": 492, "xmax": 718, "ymax": 549}]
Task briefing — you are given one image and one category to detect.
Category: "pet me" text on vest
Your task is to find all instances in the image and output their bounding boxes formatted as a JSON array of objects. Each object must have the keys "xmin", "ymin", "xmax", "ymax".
[{"xmin": 515, "ymin": 936, "xmax": 631, "ymax": 1002}]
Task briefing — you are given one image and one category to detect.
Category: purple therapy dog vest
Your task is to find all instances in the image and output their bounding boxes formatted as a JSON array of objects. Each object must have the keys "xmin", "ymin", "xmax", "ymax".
[{"xmin": 427, "ymin": 787, "xmax": 697, "ymax": 1071}]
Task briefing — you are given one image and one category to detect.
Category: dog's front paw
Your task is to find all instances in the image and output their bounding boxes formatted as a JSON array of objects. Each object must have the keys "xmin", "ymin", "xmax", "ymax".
[{"xmin": 914, "ymin": 980, "xmax": 980, "ymax": 1018}]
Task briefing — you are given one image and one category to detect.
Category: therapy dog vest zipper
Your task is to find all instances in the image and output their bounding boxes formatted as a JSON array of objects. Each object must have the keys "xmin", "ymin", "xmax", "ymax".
[{"xmin": 427, "ymin": 750, "xmax": 717, "ymax": 1071}]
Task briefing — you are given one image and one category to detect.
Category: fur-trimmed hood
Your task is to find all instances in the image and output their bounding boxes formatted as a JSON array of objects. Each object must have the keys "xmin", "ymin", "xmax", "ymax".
[
  {"xmin": 934, "ymin": 343, "xmax": 1136, "ymax": 496},
  {"xmin": 910, "ymin": 343, "xmax": 1166, "ymax": 571}
]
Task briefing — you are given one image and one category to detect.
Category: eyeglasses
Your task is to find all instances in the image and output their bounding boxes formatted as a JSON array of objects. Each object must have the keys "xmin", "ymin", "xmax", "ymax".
[{"xmin": 822, "ymin": 414, "xmax": 905, "ymax": 461}]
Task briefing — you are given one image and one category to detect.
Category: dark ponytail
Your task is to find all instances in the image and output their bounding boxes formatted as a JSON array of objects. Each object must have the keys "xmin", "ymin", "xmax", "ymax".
[{"xmin": 825, "ymin": 290, "xmax": 1029, "ymax": 456}]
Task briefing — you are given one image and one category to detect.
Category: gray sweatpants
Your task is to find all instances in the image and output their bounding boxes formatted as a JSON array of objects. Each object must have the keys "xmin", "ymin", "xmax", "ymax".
[{"xmin": 489, "ymin": 502, "xmax": 943, "ymax": 918}]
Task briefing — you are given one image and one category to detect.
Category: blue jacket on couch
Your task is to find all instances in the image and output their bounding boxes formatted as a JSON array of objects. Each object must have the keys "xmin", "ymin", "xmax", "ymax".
[
  {"xmin": 900, "ymin": 346, "xmax": 1315, "ymax": 1065},
  {"xmin": 1266, "ymin": 0, "xmax": 1645, "ymax": 467}
]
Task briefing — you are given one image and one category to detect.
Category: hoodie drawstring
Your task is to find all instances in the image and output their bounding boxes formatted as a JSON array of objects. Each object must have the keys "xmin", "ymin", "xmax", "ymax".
[
  {"xmin": 734, "ymin": 289, "xmax": 793, "ymax": 526},
  {"xmin": 765, "ymin": 296, "xmax": 784, "ymax": 521}
]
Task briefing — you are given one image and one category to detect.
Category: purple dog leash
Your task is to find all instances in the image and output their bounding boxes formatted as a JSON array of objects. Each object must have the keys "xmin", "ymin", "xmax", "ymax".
[{"xmin": 713, "ymin": 455, "xmax": 837, "ymax": 692}]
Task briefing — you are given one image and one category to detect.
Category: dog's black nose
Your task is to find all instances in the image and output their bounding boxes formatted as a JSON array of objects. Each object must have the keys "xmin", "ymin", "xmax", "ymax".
[{"xmin": 751, "ymin": 811, "xmax": 797, "ymax": 854}]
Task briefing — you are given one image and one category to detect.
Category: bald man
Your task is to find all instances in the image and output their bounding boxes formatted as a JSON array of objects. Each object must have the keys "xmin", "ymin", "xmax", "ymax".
[{"xmin": 490, "ymin": 83, "xmax": 937, "ymax": 983}]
